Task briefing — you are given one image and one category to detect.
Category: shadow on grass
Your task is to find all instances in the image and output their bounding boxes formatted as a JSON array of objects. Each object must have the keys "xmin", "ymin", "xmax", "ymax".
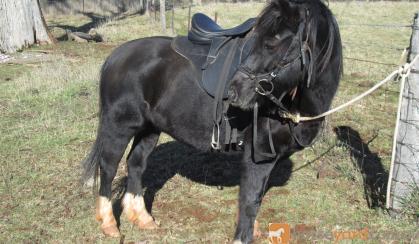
[
  {"xmin": 334, "ymin": 126, "xmax": 388, "ymax": 209},
  {"xmin": 50, "ymin": 11, "xmax": 144, "ymax": 41},
  {"xmin": 112, "ymin": 141, "xmax": 292, "ymax": 223}
]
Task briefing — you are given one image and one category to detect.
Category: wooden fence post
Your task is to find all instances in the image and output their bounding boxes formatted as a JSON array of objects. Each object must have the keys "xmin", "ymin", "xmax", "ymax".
[
  {"xmin": 187, "ymin": 5, "xmax": 191, "ymax": 31},
  {"xmin": 171, "ymin": 1, "xmax": 174, "ymax": 35},
  {"xmin": 160, "ymin": 0, "xmax": 166, "ymax": 33},
  {"xmin": 386, "ymin": 12, "xmax": 419, "ymax": 212},
  {"xmin": 154, "ymin": 0, "xmax": 157, "ymax": 22}
]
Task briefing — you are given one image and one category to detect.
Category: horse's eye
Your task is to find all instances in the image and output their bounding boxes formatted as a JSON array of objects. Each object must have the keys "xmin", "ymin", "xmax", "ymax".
[
  {"xmin": 263, "ymin": 40, "xmax": 276, "ymax": 50},
  {"xmin": 264, "ymin": 44, "xmax": 275, "ymax": 50}
]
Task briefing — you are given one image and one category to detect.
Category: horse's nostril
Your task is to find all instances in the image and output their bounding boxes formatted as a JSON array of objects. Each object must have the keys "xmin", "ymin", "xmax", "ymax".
[{"xmin": 228, "ymin": 89, "xmax": 237, "ymax": 102}]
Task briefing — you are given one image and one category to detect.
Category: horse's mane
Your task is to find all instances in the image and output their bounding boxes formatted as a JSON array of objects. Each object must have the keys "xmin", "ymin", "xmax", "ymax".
[{"xmin": 255, "ymin": 0, "xmax": 342, "ymax": 82}]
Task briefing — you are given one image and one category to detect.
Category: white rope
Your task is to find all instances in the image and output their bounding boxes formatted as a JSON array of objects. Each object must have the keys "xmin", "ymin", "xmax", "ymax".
[
  {"xmin": 386, "ymin": 59, "xmax": 409, "ymax": 209},
  {"xmin": 284, "ymin": 54, "xmax": 419, "ymax": 123}
]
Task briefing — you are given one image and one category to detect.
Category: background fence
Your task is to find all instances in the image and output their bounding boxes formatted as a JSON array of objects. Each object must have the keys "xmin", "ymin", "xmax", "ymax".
[{"xmin": 39, "ymin": 0, "xmax": 419, "ymax": 15}]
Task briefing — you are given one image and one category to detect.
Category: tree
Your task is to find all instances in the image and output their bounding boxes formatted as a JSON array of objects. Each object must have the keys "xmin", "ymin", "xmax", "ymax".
[
  {"xmin": 0, "ymin": 0, "xmax": 54, "ymax": 53},
  {"xmin": 160, "ymin": 0, "xmax": 166, "ymax": 33},
  {"xmin": 144, "ymin": 0, "xmax": 149, "ymax": 15}
]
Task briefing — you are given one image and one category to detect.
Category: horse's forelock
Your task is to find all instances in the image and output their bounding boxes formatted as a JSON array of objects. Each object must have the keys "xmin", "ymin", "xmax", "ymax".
[
  {"xmin": 255, "ymin": 2, "xmax": 282, "ymax": 37},
  {"xmin": 307, "ymin": 2, "xmax": 342, "ymax": 79},
  {"xmin": 255, "ymin": 0, "xmax": 342, "ymax": 81}
]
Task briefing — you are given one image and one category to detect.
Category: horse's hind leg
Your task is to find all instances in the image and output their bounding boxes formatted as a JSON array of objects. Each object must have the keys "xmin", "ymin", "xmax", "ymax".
[
  {"xmin": 122, "ymin": 129, "xmax": 160, "ymax": 229},
  {"xmin": 95, "ymin": 120, "xmax": 137, "ymax": 237}
]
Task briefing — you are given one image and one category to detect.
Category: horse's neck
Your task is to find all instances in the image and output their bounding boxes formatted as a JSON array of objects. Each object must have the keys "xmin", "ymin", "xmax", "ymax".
[
  {"xmin": 285, "ymin": 69, "xmax": 340, "ymax": 147},
  {"xmin": 296, "ymin": 68, "xmax": 340, "ymax": 117}
]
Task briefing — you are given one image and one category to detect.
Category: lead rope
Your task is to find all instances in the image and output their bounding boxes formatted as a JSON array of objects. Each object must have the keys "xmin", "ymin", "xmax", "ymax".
[{"xmin": 282, "ymin": 54, "xmax": 419, "ymax": 123}]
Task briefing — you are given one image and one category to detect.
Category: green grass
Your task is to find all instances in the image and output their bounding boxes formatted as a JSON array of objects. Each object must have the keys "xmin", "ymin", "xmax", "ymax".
[{"xmin": 1, "ymin": 2, "xmax": 418, "ymax": 243}]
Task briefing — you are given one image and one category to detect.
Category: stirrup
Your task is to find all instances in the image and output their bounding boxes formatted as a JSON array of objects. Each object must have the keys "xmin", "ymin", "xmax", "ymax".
[{"xmin": 211, "ymin": 124, "xmax": 221, "ymax": 150}]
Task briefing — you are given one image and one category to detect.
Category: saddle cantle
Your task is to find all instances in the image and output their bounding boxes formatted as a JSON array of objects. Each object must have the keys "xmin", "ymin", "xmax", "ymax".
[
  {"xmin": 171, "ymin": 13, "xmax": 256, "ymax": 150},
  {"xmin": 188, "ymin": 13, "xmax": 256, "ymax": 44}
]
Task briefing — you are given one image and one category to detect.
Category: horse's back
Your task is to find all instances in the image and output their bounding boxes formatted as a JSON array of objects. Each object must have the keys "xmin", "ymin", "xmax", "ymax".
[
  {"xmin": 98, "ymin": 36, "xmax": 214, "ymax": 149},
  {"xmin": 99, "ymin": 37, "xmax": 175, "ymax": 105},
  {"xmin": 101, "ymin": 36, "xmax": 173, "ymax": 84}
]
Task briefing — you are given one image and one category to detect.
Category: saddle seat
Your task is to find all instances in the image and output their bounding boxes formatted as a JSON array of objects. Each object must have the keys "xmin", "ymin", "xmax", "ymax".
[{"xmin": 188, "ymin": 13, "xmax": 256, "ymax": 44}]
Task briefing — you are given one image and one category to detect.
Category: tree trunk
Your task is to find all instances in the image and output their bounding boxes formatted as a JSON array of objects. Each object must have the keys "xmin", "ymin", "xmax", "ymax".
[
  {"xmin": 144, "ymin": 0, "xmax": 149, "ymax": 15},
  {"xmin": 160, "ymin": 0, "xmax": 166, "ymax": 33},
  {"xmin": 0, "ymin": 0, "xmax": 54, "ymax": 53}
]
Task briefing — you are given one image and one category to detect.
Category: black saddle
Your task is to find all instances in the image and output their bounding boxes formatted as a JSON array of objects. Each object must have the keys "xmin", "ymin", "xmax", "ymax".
[
  {"xmin": 171, "ymin": 13, "xmax": 256, "ymax": 150},
  {"xmin": 188, "ymin": 13, "xmax": 256, "ymax": 44},
  {"xmin": 172, "ymin": 13, "xmax": 256, "ymax": 98}
]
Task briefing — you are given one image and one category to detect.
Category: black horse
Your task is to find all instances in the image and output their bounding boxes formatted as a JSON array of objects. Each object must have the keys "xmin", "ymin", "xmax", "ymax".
[{"xmin": 82, "ymin": 0, "xmax": 342, "ymax": 242}]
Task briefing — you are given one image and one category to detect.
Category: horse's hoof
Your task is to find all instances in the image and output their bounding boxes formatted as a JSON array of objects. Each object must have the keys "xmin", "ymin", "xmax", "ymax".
[
  {"xmin": 123, "ymin": 193, "xmax": 158, "ymax": 230},
  {"xmin": 96, "ymin": 196, "xmax": 120, "ymax": 237},
  {"xmin": 253, "ymin": 220, "xmax": 262, "ymax": 239},
  {"xmin": 136, "ymin": 219, "xmax": 159, "ymax": 230},
  {"xmin": 101, "ymin": 224, "xmax": 121, "ymax": 237}
]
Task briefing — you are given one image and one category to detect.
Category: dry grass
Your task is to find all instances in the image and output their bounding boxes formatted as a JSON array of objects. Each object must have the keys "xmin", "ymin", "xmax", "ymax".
[{"xmin": 1, "ymin": 2, "xmax": 418, "ymax": 243}]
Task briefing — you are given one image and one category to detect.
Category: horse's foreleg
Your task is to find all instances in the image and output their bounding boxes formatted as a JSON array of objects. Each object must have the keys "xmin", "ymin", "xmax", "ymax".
[
  {"xmin": 123, "ymin": 132, "xmax": 160, "ymax": 230},
  {"xmin": 234, "ymin": 158, "xmax": 276, "ymax": 243}
]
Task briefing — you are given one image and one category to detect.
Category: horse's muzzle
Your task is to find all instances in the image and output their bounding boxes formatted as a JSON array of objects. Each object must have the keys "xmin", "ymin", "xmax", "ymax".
[{"xmin": 227, "ymin": 88, "xmax": 238, "ymax": 104}]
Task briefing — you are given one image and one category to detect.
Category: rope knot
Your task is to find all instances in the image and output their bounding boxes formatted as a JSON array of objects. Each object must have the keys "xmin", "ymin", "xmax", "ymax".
[
  {"xmin": 398, "ymin": 63, "xmax": 411, "ymax": 82},
  {"xmin": 283, "ymin": 112, "xmax": 301, "ymax": 123},
  {"xmin": 400, "ymin": 64, "xmax": 410, "ymax": 75}
]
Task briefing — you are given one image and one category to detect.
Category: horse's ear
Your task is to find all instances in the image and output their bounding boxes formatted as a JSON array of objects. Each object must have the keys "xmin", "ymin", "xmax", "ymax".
[
  {"xmin": 269, "ymin": 0, "xmax": 291, "ymax": 14},
  {"xmin": 256, "ymin": 0, "xmax": 300, "ymax": 35},
  {"xmin": 270, "ymin": 0, "xmax": 303, "ymax": 21}
]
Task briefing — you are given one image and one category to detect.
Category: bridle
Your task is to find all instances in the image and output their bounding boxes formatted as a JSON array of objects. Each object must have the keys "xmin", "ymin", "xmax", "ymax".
[
  {"xmin": 237, "ymin": 10, "xmax": 314, "ymax": 122},
  {"xmin": 233, "ymin": 10, "xmax": 318, "ymax": 158}
]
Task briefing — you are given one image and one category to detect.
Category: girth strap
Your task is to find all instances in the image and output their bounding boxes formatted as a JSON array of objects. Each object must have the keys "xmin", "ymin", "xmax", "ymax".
[
  {"xmin": 253, "ymin": 103, "xmax": 277, "ymax": 158},
  {"xmin": 211, "ymin": 38, "xmax": 240, "ymax": 150}
]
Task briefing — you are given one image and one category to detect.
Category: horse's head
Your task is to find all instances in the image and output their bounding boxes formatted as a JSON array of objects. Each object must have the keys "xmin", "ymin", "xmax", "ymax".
[{"xmin": 228, "ymin": 0, "xmax": 342, "ymax": 112}]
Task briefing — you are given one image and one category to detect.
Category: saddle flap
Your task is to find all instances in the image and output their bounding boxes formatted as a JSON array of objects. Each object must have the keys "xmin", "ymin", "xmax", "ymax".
[
  {"xmin": 202, "ymin": 38, "xmax": 242, "ymax": 99},
  {"xmin": 172, "ymin": 32, "xmax": 255, "ymax": 99},
  {"xmin": 171, "ymin": 36, "xmax": 245, "ymax": 99}
]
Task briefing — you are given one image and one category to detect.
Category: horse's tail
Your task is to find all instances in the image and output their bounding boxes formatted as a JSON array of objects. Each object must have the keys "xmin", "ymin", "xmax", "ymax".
[
  {"xmin": 81, "ymin": 135, "xmax": 102, "ymax": 191},
  {"xmin": 81, "ymin": 60, "xmax": 109, "ymax": 190},
  {"xmin": 81, "ymin": 126, "xmax": 102, "ymax": 190}
]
